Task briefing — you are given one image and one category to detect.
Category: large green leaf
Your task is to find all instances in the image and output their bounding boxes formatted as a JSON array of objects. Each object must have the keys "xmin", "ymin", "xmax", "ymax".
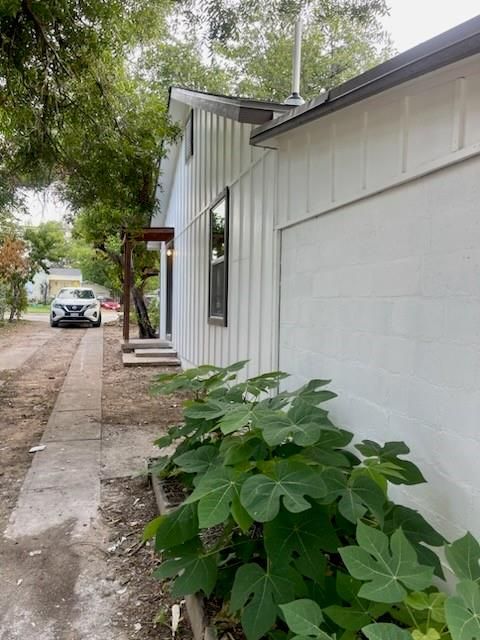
[
  {"xmin": 255, "ymin": 400, "xmax": 334, "ymax": 447},
  {"xmin": 225, "ymin": 371, "xmax": 290, "ymax": 402},
  {"xmin": 264, "ymin": 505, "xmax": 339, "ymax": 579},
  {"xmin": 362, "ymin": 623, "xmax": 412, "ymax": 639},
  {"xmin": 279, "ymin": 599, "xmax": 333, "ymax": 639},
  {"xmin": 319, "ymin": 468, "xmax": 386, "ymax": 524},
  {"xmin": 339, "ymin": 522, "xmax": 433, "ymax": 603},
  {"xmin": 324, "ymin": 573, "xmax": 389, "ymax": 631},
  {"xmin": 384, "ymin": 505, "xmax": 446, "ymax": 578},
  {"xmin": 218, "ymin": 405, "xmax": 255, "ymax": 434},
  {"xmin": 385, "ymin": 506, "xmax": 445, "ymax": 546},
  {"xmin": 220, "ymin": 433, "xmax": 268, "ymax": 465},
  {"xmin": 183, "ymin": 399, "xmax": 228, "ymax": 420},
  {"xmin": 404, "ymin": 591, "xmax": 446, "ymax": 624},
  {"xmin": 184, "ymin": 466, "xmax": 246, "ymax": 528},
  {"xmin": 151, "ymin": 365, "xmax": 222, "ymax": 395},
  {"xmin": 154, "ymin": 503, "xmax": 198, "ymax": 551},
  {"xmin": 240, "ymin": 460, "xmax": 327, "ymax": 522},
  {"xmin": 173, "ymin": 444, "xmax": 219, "ymax": 474},
  {"xmin": 355, "ymin": 440, "xmax": 425, "ymax": 485},
  {"xmin": 230, "ymin": 563, "xmax": 297, "ymax": 640},
  {"xmin": 303, "ymin": 428, "xmax": 354, "ymax": 468},
  {"xmin": 290, "ymin": 379, "xmax": 336, "ymax": 405},
  {"xmin": 445, "ymin": 533, "xmax": 480, "ymax": 582},
  {"xmin": 445, "ymin": 580, "xmax": 480, "ymax": 640},
  {"xmin": 154, "ymin": 548, "xmax": 217, "ymax": 597}
]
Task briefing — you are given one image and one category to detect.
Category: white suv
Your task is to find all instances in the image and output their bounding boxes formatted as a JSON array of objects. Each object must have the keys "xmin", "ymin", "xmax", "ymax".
[{"xmin": 50, "ymin": 287, "xmax": 102, "ymax": 328}]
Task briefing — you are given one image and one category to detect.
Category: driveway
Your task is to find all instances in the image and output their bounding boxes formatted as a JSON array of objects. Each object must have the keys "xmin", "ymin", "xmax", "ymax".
[
  {"xmin": 23, "ymin": 310, "xmax": 119, "ymax": 324},
  {"xmin": 0, "ymin": 320, "xmax": 185, "ymax": 640}
]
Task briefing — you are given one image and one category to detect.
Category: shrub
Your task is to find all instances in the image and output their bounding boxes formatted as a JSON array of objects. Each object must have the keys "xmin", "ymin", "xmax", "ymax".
[{"xmin": 145, "ymin": 362, "xmax": 480, "ymax": 640}]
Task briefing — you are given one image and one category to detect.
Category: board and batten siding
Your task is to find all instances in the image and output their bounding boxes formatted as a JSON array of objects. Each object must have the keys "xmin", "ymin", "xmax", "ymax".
[
  {"xmin": 277, "ymin": 52, "xmax": 480, "ymax": 540},
  {"xmin": 162, "ymin": 108, "xmax": 279, "ymax": 378}
]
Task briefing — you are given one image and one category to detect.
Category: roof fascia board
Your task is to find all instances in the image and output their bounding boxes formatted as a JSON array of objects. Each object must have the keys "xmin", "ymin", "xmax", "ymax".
[
  {"xmin": 251, "ymin": 14, "xmax": 480, "ymax": 145},
  {"xmin": 170, "ymin": 87, "xmax": 290, "ymax": 124}
]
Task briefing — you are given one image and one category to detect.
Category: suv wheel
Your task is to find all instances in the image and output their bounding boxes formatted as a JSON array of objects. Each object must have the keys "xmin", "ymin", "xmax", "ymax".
[{"xmin": 92, "ymin": 314, "xmax": 102, "ymax": 328}]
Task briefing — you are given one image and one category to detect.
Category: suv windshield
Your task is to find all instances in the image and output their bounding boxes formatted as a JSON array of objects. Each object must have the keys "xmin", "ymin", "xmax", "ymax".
[{"xmin": 57, "ymin": 289, "xmax": 95, "ymax": 300}]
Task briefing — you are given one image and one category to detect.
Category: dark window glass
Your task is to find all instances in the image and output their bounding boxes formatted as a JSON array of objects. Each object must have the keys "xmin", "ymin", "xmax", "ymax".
[
  {"xmin": 185, "ymin": 111, "xmax": 194, "ymax": 161},
  {"xmin": 208, "ymin": 189, "xmax": 229, "ymax": 325}
]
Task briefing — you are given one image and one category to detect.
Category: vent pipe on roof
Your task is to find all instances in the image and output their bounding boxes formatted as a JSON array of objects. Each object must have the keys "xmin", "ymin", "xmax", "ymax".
[{"xmin": 284, "ymin": 18, "xmax": 305, "ymax": 106}]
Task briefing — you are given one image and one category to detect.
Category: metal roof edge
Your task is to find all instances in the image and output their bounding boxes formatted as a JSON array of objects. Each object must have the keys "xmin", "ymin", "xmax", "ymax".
[{"xmin": 250, "ymin": 14, "xmax": 480, "ymax": 145}]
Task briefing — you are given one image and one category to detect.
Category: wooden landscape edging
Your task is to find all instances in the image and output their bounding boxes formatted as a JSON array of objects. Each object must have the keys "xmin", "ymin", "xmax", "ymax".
[{"xmin": 151, "ymin": 473, "xmax": 218, "ymax": 640}]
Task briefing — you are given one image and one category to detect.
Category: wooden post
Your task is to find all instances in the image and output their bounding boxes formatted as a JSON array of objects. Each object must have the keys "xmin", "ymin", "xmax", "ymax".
[{"xmin": 123, "ymin": 239, "xmax": 132, "ymax": 342}]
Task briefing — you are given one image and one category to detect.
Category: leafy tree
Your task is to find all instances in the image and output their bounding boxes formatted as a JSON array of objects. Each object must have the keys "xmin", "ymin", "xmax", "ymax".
[
  {"xmin": 24, "ymin": 221, "xmax": 68, "ymax": 272},
  {"xmin": 0, "ymin": 235, "xmax": 30, "ymax": 321},
  {"xmin": 174, "ymin": 0, "xmax": 393, "ymax": 101},
  {"xmin": 0, "ymin": 0, "xmax": 393, "ymax": 337}
]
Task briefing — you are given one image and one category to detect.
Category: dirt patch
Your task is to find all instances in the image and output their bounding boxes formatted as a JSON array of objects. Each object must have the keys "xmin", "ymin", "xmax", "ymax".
[
  {"xmin": 100, "ymin": 326, "xmax": 191, "ymax": 639},
  {"xmin": 102, "ymin": 325, "xmax": 182, "ymax": 428},
  {"xmin": 100, "ymin": 477, "xmax": 193, "ymax": 639},
  {"xmin": 0, "ymin": 323, "xmax": 85, "ymax": 531}
]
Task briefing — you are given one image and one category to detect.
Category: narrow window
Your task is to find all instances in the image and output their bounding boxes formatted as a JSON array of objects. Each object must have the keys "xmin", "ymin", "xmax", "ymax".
[
  {"xmin": 208, "ymin": 188, "xmax": 229, "ymax": 326},
  {"xmin": 185, "ymin": 111, "xmax": 194, "ymax": 161}
]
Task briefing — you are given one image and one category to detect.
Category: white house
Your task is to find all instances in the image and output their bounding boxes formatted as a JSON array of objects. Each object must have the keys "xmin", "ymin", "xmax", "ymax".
[
  {"xmin": 28, "ymin": 267, "xmax": 82, "ymax": 303},
  {"xmin": 152, "ymin": 15, "xmax": 480, "ymax": 541}
]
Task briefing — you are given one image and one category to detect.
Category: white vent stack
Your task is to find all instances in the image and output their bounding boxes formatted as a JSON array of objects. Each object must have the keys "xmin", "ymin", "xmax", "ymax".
[{"xmin": 284, "ymin": 18, "xmax": 305, "ymax": 106}]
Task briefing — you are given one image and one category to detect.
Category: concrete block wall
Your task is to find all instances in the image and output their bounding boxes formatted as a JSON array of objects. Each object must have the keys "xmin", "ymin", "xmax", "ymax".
[{"xmin": 279, "ymin": 155, "xmax": 480, "ymax": 541}]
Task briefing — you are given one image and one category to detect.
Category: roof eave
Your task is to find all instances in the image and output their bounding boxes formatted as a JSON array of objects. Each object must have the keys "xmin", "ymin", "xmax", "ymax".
[{"xmin": 251, "ymin": 14, "xmax": 480, "ymax": 146}]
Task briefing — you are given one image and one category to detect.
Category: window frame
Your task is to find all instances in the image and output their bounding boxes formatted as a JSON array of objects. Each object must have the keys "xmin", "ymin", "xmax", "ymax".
[{"xmin": 208, "ymin": 187, "xmax": 229, "ymax": 327}]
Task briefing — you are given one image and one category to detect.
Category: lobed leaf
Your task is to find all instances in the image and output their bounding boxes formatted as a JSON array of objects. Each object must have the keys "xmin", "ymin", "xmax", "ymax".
[
  {"xmin": 264, "ymin": 505, "xmax": 339, "ymax": 580},
  {"xmin": 339, "ymin": 522, "xmax": 433, "ymax": 604},
  {"xmin": 445, "ymin": 532, "xmax": 480, "ymax": 582},
  {"xmin": 240, "ymin": 459, "xmax": 326, "ymax": 522},
  {"xmin": 319, "ymin": 468, "xmax": 386, "ymax": 524},
  {"xmin": 173, "ymin": 444, "xmax": 219, "ymax": 474},
  {"xmin": 280, "ymin": 599, "xmax": 332, "ymax": 639},
  {"xmin": 154, "ymin": 503, "xmax": 198, "ymax": 551},
  {"xmin": 445, "ymin": 580, "xmax": 480, "ymax": 640},
  {"xmin": 183, "ymin": 399, "xmax": 228, "ymax": 420},
  {"xmin": 184, "ymin": 466, "xmax": 246, "ymax": 528},
  {"xmin": 230, "ymin": 563, "xmax": 297, "ymax": 640},
  {"xmin": 154, "ymin": 549, "xmax": 218, "ymax": 597}
]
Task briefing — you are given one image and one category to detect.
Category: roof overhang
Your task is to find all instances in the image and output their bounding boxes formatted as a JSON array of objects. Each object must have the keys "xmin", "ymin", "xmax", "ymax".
[
  {"xmin": 169, "ymin": 87, "xmax": 290, "ymax": 125},
  {"xmin": 153, "ymin": 88, "xmax": 291, "ymax": 226},
  {"xmin": 251, "ymin": 14, "xmax": 480, "ymax": 147}
]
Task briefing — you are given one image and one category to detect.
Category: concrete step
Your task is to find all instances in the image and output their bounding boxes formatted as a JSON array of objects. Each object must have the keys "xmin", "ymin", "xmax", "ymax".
[
  {"xmin": 122, "ymin": 339, "xmax": 172, "ymax": 352},
  {"xmin": 134, "ymin": 348, "xmax": 178, "ymax": 358},
  {"xmin": 122, "ymin": 353, "xmax": 181, "ymax": 367}
]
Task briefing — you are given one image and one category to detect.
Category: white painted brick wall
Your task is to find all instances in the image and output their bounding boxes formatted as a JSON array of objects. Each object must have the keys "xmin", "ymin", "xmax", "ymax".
[{"xmin": 279, "ymin": 155, "xmax": 480, "ymax": 541}]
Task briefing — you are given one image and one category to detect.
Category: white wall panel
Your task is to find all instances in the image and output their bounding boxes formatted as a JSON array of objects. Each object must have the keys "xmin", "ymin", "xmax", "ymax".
[
  {"xmin": 278, "ymin": 53, "xmax": 480, "ymax": 231},
  {"xmin": 163, "ymin": 109, "xmax": 278, "ymax": 375},
  {"xmin": 278, "ymin": 52, "xmax": 480, "ymax": 542}
]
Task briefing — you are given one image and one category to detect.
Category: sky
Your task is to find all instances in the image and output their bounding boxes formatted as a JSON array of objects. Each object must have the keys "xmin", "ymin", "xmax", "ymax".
[
  {"xmin": 382, "ymin": 0, "xmax": 479, "ymax": 53},
  {"xmin": 22, "ymin": 0, "xmax": 480, "ymax": 225}
]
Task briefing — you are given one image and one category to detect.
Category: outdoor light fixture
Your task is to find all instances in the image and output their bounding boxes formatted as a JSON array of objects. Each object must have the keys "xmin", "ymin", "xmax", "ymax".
[{"xmin": 166, "ymin": 248, "xmax": 173, "ymax": 257}]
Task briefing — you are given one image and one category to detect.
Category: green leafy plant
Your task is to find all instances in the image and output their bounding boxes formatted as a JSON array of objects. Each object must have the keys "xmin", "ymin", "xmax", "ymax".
[{"xmin": 145, "ymin": 362, "xmax": 480, "ymax": 640}]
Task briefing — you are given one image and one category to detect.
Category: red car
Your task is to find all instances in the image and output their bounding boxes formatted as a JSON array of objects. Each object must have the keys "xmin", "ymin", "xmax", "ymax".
[{"xmin": 100, "ymin": 298, "xmax": 121, "ymax": 311}]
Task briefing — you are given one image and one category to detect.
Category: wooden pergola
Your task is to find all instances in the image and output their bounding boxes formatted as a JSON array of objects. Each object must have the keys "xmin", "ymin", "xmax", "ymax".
[{"xmin": 122, "ymin": 227, "xmax": 174, "ymax": 342}]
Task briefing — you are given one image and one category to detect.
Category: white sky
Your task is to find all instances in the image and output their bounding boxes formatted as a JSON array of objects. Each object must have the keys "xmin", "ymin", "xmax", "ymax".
[
  {"xmin": 383, "ymin": 0, "xmax": 479, "ymax": 53},
  {"xmin": 19, "ymin": 187, "xmax": 69, "ymax": 228},
  {"xmin": 22, "ymin": 1, "xmax": 480, "ymax": 224}
]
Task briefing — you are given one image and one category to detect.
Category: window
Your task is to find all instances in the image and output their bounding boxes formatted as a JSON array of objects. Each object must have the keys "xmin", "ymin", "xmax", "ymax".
[
  {"xmin": 185, "ymin": 111, "xmax": 194, "ymax": 161},
  {"xmin": 208, "ymin": 188, "xmax": 229, "ymax": 325}
]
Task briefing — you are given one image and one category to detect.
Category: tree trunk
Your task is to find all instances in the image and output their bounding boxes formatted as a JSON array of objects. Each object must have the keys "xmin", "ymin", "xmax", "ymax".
[{"xmin": 132, "ymin": 286, "xmax": 157, "ymax": 339}]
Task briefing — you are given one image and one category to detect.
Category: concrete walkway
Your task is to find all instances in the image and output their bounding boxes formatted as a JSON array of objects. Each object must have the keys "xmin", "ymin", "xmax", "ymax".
[{"xmin": 1, "ymin": 328, "xmax": 128, "ymax": 640}]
